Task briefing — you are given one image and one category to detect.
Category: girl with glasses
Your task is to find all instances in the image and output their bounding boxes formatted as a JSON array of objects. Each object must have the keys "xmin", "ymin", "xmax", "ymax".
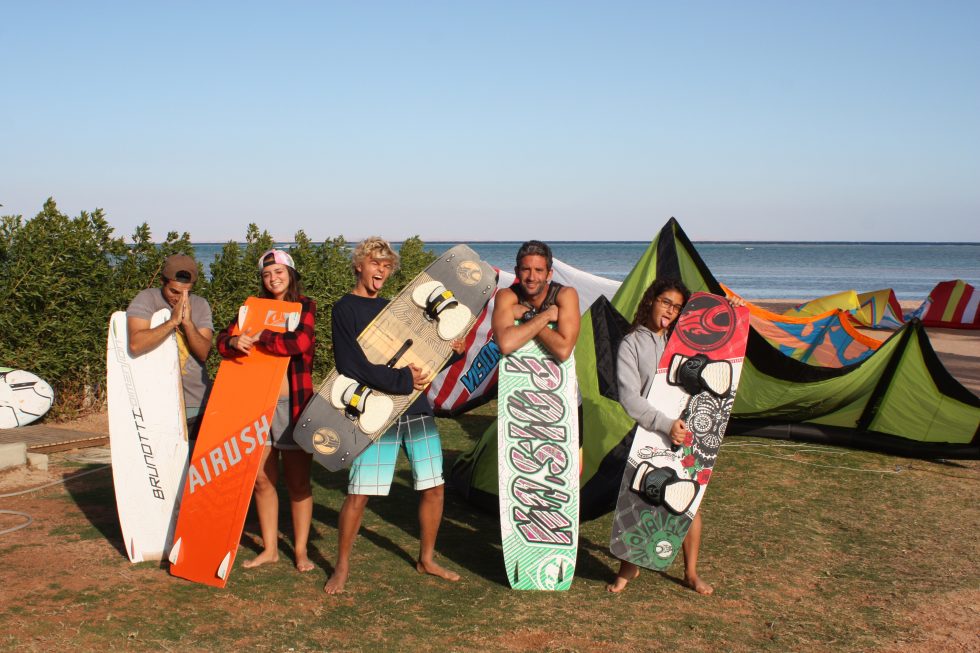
[{"xmin": 608, "ymin": 278, "xmax": 713, "ymax": 594}]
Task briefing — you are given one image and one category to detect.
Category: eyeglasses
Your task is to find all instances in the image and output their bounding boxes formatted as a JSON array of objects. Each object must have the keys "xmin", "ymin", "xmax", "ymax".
[{"xmin": 656, "ymin": 297, "xmax": 684, "ymax": 313}]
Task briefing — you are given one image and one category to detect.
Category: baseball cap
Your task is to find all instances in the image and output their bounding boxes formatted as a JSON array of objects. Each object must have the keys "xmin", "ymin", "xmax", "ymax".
[
  {"xmin": 258, "ymin": 249, "xmax": 296, "ymax": 271},
  {"xmin": 162, "ymin": 254, "xmax": 198, "ymax": 284}
]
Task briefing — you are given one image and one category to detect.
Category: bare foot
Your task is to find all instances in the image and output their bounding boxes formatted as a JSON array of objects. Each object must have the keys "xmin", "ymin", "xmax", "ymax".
[
  {"xmin": 295, "ymin": 554, "xmax": 314, "ymax": 573},
  {"xmin": 684, "ymin": 573, "xmax": 714, "ymax": 595},
  {"xmin": 242, "ymin": 550, "xmax": 279, "ymax": 569},
  {"xmin": 323, "ymin": 564, "xmax": 348, "ymax": 594},
  {"xmin": 606, "ymin": 563, "xmax": 640, "ymax": 593},
  {"xmin": 416, "ymin": 559, "xmax": 461, "ymax": 582}
]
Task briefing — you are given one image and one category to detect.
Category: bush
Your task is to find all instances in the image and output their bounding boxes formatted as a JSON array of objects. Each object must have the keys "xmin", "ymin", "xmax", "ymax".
[
  {"xmin": 0, "ymin": 199, "xmax": 126, "ymax": 417},
  {"xmin": 0, "ymin": 199, "xmax": 437, "ymax": 418}
]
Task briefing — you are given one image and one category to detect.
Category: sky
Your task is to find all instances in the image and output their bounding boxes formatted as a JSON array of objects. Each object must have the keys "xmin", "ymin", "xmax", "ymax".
[{"xmin": 2, "ymin": 1, "xmax": 978, "ymax": 243}]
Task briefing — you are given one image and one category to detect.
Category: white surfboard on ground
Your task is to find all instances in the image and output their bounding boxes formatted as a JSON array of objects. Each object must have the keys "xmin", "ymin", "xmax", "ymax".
[
  {"xmin": 0, "ymin": 367, "xmax": 55, "ymax": 429},
  {"xmin": 107, "ymin": 308, "xmax": 189, "ymax": 563}
]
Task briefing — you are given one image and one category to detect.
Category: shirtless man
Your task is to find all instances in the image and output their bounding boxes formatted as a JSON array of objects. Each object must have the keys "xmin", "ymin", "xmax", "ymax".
[
  {"xmin": 491, "ymin": 240, "xmax": 580, "ymax": 362},
  {"xmin": 324, "ymin": 237, "xmax": 463, "ymax": 594}
]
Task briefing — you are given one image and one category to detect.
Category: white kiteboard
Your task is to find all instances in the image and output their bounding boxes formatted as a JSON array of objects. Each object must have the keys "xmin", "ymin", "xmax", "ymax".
[
  {"xmin": 107, "ymin": 309, "xmax": 189, "ymax": 563},
  {"xmin": 0, "ymin": 367, "xmax": 54, "ymax": 428}
]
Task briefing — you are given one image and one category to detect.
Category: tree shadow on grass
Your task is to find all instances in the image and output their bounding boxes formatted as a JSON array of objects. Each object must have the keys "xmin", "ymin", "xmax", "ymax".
[
  {"xmin": 239, "ymin": 493, "xmax": 336, "ymax": 575},
  {"xmin": 231, "ymin": 458, "xmax": 475, "ymax": 580},
  {"xmin": 369, "ymin": 467, "xmax": 621, "ymax": 588},
  {"xmin": 365, "ymin": 468, "xmax": 510, "ymax": 587},
  {"xmin": 63, "ymin": 466, "xmax": 130, "ymax": 561},
  {"xmin": 575, "ymin": 531, "xmax": 620, "ymax": 583}
]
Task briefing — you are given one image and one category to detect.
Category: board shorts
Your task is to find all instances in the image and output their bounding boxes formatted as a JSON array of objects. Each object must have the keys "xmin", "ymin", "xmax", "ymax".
[
  {"xmin": 270, "ymin": 397, "xmax": 301, "ymax": 451},
  {"xmin": 348, "ymin": 414, "xmax": 444, "ymax": 495}
]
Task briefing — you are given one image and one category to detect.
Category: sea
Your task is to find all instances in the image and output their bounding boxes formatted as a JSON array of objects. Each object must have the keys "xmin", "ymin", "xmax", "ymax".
[{"xmin": 190, "ymin": 241, "xmax": 980, "ymax": 302}]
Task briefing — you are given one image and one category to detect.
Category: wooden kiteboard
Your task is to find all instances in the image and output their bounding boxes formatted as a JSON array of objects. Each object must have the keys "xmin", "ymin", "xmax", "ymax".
[
  {"xmin": 294, "ymin": 245, "xmax": 496, "ymax": 471},
  {"xmin": 107, "ymin": 308, "xmax": 189, "ymax": 563},
  {"xmin": 168, "ymin": 297, "xmax": 300, "ymax": 587},
  {"xmin": 610, "ymin": 293, "xmax": 749, "ymax": 571},
  {"xmin": 497, "ymin": 333, "xmax": 579, "ymax": 591}
]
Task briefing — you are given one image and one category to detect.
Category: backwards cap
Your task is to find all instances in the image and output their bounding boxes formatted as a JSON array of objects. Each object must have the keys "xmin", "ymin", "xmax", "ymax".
[
  {"xmin": 258, "ymin": 249, "xmax": 295, "ymax": 271},
  {"xmin": 162, "ymin": 254, "xmax": 198, "ymax": 284}
]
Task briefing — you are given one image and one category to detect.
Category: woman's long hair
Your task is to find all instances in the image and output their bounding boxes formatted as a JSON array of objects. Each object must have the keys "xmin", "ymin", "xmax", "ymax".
[
  {"xmin": 630, "ymin": 278, "xmax": 690, "ymax": 334},
  {"xmin": 260, "ymin": 266, "xmax": 304, "ymax": 303}
]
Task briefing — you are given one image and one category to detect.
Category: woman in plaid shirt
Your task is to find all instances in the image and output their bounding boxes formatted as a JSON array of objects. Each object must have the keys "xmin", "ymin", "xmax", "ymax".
[{"xmin": 217, "ymin": 249, "xmax": 317, "ymax": 573}]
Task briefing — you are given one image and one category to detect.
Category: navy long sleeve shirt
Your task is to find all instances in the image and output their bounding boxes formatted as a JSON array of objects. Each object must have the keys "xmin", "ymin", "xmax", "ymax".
[{"xmin": 331, "ymin": 293, "xmax": 432, "ymax": 416}]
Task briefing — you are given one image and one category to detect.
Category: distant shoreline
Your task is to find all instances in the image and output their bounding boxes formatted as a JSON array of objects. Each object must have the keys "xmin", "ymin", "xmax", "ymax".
[
  {"xmin": 186, "ymin": 241, "xmax": 980, "ymax": 302},
  {"xmin": 188, "ymin": 240, "xmax": 980, "ymax": 246}
]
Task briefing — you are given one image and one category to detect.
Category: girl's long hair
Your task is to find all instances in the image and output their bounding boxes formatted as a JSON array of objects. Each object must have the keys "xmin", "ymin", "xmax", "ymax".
[
  {"xmin": 260, "ymin": 266, "xmax": 303, "ymax": 303},
  {"xmin": 630, "ymin": 278, "xmax": 690, "ymax": 334}
]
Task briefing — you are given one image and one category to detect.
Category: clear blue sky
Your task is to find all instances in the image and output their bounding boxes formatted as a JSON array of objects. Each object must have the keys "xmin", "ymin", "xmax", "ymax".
[{"xmin": 3, "ymin": 1, "xmax": 978, "ymax": 242}]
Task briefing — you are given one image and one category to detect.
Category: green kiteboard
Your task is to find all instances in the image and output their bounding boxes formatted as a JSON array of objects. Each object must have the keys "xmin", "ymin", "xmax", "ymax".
[{"xmin": 497, "ymin": 334, "xmax": 579, "ymax": 590}]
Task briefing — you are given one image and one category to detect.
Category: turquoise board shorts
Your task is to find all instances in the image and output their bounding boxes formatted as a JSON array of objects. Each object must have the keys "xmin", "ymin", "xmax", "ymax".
[{"xmin": 348, "ymin": 414, "xmax": 444, "ymax": 495}]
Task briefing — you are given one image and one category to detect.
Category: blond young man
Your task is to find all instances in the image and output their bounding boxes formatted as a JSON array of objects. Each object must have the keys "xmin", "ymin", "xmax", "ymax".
[{"xmin": 324, "ymin": 237, "xmax": 462, "ymax": 594}]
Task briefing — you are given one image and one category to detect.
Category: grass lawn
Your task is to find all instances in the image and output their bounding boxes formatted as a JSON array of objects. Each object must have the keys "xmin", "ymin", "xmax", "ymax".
[{"xmin": 1, "ymin": 401, "xmax": 977, "ymax": 652}]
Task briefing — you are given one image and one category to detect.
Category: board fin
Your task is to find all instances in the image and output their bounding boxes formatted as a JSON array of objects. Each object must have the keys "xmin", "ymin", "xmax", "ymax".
[
  {"xmin": 237, "ymin": 305, "xmax": 248, "ymax": 330},
  {"xmin": 286, "ymin": 311, "xmax": 300, "ymax": 332},
  {"xmin": 216, "ymin": 551, "xmax": 232, "ymax": 580},
  {"xmin": 557, "ymin": 560, "xmax": 564, "ymax": 583},
  {"xmin": 130, "ymin": 537, "xmax": 138, "ymax": 563},
  {"xmin": 168, "ymin": 537, "xmax": 182, "ymax": 565},
  {"xmin": 512, "ymin": 560, "xmax": 519, "ymax": 584}
]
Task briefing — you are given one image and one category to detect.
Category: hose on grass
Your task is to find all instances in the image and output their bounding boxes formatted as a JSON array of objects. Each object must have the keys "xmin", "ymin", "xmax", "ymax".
[{"xmin": 0, "ymin": 464, "xmax": 111, "ymax": 535}]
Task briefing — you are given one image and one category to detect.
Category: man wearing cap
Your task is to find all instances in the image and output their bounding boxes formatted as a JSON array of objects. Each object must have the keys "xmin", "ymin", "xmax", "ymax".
[{"xmin": 126, "ymin": 254, "xmax": 214, "ymax": 441}]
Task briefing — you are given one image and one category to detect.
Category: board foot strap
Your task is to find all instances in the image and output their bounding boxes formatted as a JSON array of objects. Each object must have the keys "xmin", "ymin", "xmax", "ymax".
[{"xmin": 630, "ymin": 462, "xmax": 698, "ymax": 515}]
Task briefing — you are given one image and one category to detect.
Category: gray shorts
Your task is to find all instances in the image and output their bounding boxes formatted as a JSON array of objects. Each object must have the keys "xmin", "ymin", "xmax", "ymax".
[{"xmin": 271, "ymin": 398, "xmax": 300, "ymax": 450}]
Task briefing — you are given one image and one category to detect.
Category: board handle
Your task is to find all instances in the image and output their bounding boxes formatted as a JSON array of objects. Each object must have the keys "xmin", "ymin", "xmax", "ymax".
[{"xmin": 385, "ymin": 339, "xmax": 413, "ymax": 367}]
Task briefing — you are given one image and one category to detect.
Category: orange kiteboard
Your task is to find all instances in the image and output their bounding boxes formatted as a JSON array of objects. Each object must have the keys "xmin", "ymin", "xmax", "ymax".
[{"xmin": 168, "ymin": 297, "xmax": 300, "ymax": 587}]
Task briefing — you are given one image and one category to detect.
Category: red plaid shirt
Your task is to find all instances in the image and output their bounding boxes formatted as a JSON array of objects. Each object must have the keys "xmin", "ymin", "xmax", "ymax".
[{"xmin": 217, "ymin": 296, "xmax": 316, "ymax": 424}]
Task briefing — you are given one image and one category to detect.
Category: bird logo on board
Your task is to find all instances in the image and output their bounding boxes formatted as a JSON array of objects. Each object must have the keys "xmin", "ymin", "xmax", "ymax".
[
  {"xmin": 312, "ymin": 427, "xmax": 341, "ymax": 456},
  {"xmin": 456, "ymin": 260, "xmax": 483, "ymax": 286},
  {"xmin": 263, "ymin": 310, "xmax": 300, "ymax": 330},
  {"xmin": 675, "ymin": 295, "xmax": 735, "ymax": 351}
]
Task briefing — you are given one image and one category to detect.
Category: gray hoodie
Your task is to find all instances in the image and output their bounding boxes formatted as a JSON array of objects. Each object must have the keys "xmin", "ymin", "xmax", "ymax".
[{"xmin": 616, "ymin": 325, "xmax": 675, "ymax": 437}]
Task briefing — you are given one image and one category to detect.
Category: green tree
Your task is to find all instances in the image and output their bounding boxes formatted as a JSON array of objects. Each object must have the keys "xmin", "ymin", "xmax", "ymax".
[
  {"xmin": 203, "ymin": 224, "xmax": 274, "ymax": 376},
  {"xmin": 0, "ymin": 198, "xmax": 128, "ymax": 416},
  {"xmin": 386, "ymin": 236, "xmax": 437, "ymax": 298},
  {"xmin": 116, "ymin": 223, "xmax": 164, "ymax": 299},
  {"xmin": 0, "ymin": 200, "xmax": 443, "ymax": 418}
]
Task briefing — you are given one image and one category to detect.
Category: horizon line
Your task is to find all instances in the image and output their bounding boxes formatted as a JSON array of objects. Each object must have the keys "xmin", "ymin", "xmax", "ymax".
[{"xmin": 185, "ymin": 239, "xmax": 980, "ymax": 246}]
